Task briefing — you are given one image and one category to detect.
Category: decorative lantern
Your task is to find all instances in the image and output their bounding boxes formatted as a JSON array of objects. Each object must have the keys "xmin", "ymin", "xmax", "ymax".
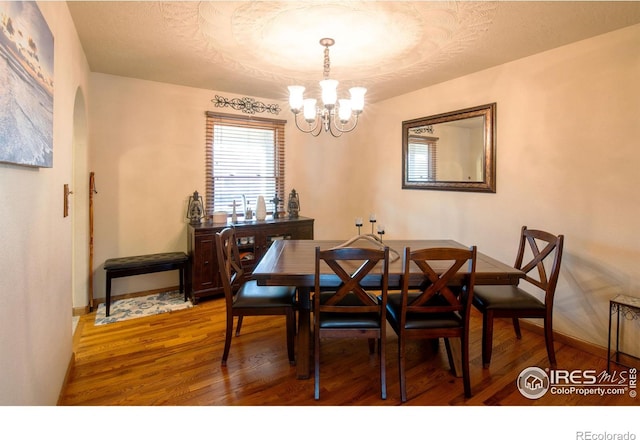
[
  {"xmin": 186, "ymin": 191, "xmax": 205, "ymax": 224},
  {"xmin": 287, "ymin": 189, "xmax": 300, "ymax": 219}
]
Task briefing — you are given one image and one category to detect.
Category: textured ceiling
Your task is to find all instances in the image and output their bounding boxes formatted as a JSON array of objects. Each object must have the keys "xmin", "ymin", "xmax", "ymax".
[{"xmin": 67, "ymin": 1, "xmax": 640, "ymax": 103}]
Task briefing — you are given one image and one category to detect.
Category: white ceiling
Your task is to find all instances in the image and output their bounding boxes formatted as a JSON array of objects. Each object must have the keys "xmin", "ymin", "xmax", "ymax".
[{"xmin": 67, "ymin": 1, "xmax": 640, "ymax": 103}]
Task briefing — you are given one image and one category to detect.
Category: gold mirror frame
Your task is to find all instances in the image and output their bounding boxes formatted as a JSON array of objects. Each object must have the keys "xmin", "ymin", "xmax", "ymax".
[{"xmin": 402, "ymin": 103, "xmax": 496, "ymax": 193}]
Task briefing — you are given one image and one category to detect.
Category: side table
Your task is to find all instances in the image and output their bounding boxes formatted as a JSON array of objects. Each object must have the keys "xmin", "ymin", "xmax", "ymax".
[{"xmin": 607, "ymin": 294, "xmax": 640, "ymax": 372}]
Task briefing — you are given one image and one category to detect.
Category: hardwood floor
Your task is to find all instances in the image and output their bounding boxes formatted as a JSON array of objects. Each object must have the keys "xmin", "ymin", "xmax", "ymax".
[{"xmin": 60, "ymin": 296, "xmax": 636, "ymax": 407}]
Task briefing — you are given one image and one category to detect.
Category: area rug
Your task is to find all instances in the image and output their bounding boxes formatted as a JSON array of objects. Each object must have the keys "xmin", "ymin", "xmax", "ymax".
[{"xmin": 94, "ymin": 291, "xmax": 193, "ymax": 325}]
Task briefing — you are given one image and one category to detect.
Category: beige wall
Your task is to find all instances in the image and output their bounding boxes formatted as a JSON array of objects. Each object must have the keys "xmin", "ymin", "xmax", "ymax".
[
  {"xmin": 360, "ymin": 24, "xmax": 640, "ymax": 353},
  {"xmin": 0, "ymin": 2, "xmax": 90, "ymax": 405},
  {"xmin": 87, "ymin": 76, "xmax": 289, "ymax": 296},
  {"xmin": 286, "ymin": 24, "xmax": 640, "ymax": 355}
]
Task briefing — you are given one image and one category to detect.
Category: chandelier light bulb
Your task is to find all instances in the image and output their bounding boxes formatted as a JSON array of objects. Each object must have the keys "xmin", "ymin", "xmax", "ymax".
[
  {"xmin": 288, "ymin": 85, "xmax": 305, "ymax": 112},
  {"xmin": 320, "ymin": 79, "xmax": 338, "ymax": 108},
  {"xmin": 303, "ymin": 98, "xmax": 317, "ymax": 122},
  {"xmin": 349, "ymin": 87, "xmax": 367, "ymax": 113},
  {"xmin": 338, "ymin": 99, "xmax": 352, "ymax": 123}
]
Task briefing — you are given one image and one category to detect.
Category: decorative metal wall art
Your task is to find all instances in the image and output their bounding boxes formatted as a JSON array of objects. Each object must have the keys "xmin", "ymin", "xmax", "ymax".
[
  {"xmin": 412, "ymin": 125, "xmax": 434, "ymax": 134},
  {"xmin": 212, "ymin": 95, "xmax": 281, "ymax": 115}
]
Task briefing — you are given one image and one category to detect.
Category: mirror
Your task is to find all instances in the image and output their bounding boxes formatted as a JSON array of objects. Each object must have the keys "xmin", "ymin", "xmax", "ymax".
[{"xmin": 402, "ymin": 103, "xmax": 496, "ymax": 193}]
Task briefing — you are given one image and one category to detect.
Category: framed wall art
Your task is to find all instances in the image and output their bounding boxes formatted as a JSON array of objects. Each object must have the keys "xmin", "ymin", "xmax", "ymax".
[{"xmin": 0, "ymin": 1, "xmax": 54, "ymax": 168}]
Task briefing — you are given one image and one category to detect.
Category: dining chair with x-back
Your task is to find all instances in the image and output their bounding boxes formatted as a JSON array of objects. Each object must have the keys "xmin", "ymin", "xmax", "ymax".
[
  {"xmin": 472, "ymin": 226, "xmax": 564, "ymax": 369},
  {"xmin": 386, "ymin": 246, "xmax": 477, "ymax": 401},
  {"xmin": 313, "ymin": 246, "xmax": 390, "ymax": 400},
  {"xmin": 215, "ymin": 227, "xmax": 297, "ymax": 366}
]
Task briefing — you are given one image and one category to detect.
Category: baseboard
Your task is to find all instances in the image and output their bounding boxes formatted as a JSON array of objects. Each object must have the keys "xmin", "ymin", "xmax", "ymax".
[
  {"xmin": 72, "ymin": 306, "xmax": 88, "ymax": 317},
  {"xmin": 57, "ymin": 352, "xmax": 75, "ymax": 405},
  {"xmin": 518, "ymin": 319, "xmax": 608, "ymax": 360}
]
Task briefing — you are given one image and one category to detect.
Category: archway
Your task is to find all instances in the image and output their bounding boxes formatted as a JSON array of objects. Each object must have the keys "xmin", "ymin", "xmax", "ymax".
[{"xmin": 72, "ymin": 87, "xmax": 89, "ymax": 321}]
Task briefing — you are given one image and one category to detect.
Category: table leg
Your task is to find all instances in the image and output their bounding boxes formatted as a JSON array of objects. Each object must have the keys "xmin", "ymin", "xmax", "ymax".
[{"xmin": 296, "ymin": 286, "xmax": 311, "ymax": 379}]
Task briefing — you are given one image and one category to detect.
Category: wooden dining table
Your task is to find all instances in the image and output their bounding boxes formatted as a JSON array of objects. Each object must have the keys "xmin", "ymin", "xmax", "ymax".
[{"xmin": 252, "ymin": 238, "xmax": 524, "ymax": 379}]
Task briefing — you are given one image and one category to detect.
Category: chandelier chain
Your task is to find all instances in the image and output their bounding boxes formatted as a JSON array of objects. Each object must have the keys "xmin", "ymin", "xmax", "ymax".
[{"xmin": 323, "ymin": 46, "xmax": 331, "ymax": 80}]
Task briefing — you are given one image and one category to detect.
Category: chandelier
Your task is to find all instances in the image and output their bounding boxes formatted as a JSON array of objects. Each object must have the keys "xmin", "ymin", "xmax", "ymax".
[{"xmin": 288, "ymin": 38, "xmax": 366, "ymax": 137}]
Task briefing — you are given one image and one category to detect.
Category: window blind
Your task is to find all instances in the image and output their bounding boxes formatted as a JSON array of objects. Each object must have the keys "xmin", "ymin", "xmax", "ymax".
[
  {"xmin": 407, "ymin": 135, "xmax": 438, "ymax": 182},
  {"xmin": 205, "ymin": 112, "xmax": 286, "ymax": 217}
]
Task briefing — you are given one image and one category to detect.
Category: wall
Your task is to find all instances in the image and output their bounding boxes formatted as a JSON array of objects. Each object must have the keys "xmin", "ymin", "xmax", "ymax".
[
  {"xmin": 0, "ymin": 2, "xmax": 90, "ymax": 405},
  {"xmin": 88, "ymin": 76, "xmax": 288, "ymax": 297},
  {"xmin": 358, "ymin": 24, "xmax": 640, "ymax": 353}
]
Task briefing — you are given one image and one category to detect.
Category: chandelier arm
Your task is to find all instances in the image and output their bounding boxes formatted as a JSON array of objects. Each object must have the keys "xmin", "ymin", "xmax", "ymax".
[
  {"xmin": 293, "ymin": 113, "xmax": 321, "ymax": 135},
  {"xmin": 328, "ymin": 124, "xmax": 344, "ymax": 138},
  {"xmin": 330, "ymin": 113, "xmax": 360, "ymax": 135},
  {"xmin": 310, "ymin": 121, "xmax": 323, "ymax": 137}
]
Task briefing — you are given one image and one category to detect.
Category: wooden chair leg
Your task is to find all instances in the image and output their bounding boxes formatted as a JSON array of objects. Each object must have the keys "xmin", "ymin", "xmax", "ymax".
[
  {"xmin": 380, "ymin": 331, "xmax": 387, "ymax": 400},
  {"xmin": 544, "ymin": 318, "xmax": 557, "ymax": 368},
  {"xmin": 512, "ymin": 317, "xmax": 522, "ymax": 339},
  {"xmin": 462, "ymin": 334, "xmax": 471, "ymax": 398},
  {"xmin": 292, "ymin": 306, "xmax": 297, "ymax": 335},
  {"xmin": 398, "ymin": 336, "xmax": 407, "ymax": 403},
  {"xmin": 314, "ymin": 329, "xmax": 321, "ymax": 400},
  {"xmin": 444, "ymin": 338, "xmax": 455, "ymax": 372},
  {"xmin": 235, "ymin": 316, "xmax": 244, "ymax": 336},
  {"xmin": 482, "ymin": 311, "xmax": 494, "ymax": 368},
  {"xmin": 221, "ymin": 313, "xmax": 234, "ymax": 366}
]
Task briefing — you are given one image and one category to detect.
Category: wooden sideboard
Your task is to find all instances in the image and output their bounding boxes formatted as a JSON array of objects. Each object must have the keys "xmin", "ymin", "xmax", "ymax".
[{"xmin": 187, "ymin": 216, "xmax": 314, "ymax": 303}]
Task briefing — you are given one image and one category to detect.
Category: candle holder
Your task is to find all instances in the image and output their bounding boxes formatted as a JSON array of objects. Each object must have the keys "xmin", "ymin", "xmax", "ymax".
[
  {"xmin": 355, "ymin": 217, "xmax": 363, "ymax": 235},
  {"xmin": 377, "ymin": 224, "xmax": 385, "ymax": 242},
  {"xmin": 369, "ymin": 214, "xmax": 376, "ymax": 235}
]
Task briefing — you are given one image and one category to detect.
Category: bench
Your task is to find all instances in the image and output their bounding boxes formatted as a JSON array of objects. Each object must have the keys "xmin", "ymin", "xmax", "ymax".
[{"xmin": 104, "ymin": 252, "xmax": 189, "ymax": 317}]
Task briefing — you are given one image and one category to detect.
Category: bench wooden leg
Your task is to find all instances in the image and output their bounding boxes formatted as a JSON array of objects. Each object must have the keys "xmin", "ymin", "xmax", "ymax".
[
  {"xmin": 179, "ymin": 265, "xmax": 186, "ymax": 301},
  {"xmin": 106, "ymin": 273, "xmax": 112, "ymax": 317}
]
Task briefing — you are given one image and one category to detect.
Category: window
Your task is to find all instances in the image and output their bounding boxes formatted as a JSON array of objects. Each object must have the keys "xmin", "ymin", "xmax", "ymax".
[
  {"xmin": 407, "ymin": 135, "xmax": 437, "ymax": 182},
  {"xmin": 205, "ymin": 112, "xmax": 286, "ymax": 216}
]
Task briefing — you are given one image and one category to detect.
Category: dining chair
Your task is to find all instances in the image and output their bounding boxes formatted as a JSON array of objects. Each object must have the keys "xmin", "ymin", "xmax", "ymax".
[
  {"xmin": 386, "ymin": 246, "xmax": 477, "ymax": 401},
  {"xmin": 215, "ymin": 227, "xmax": 297, "ymax": 366},
  {"xmin": 313, "ymin": 246, "xmax": 390, "ymax": 400},
  {"xmin": 472, "ymin": 226, "xmax": 564, "ymax": 369}
]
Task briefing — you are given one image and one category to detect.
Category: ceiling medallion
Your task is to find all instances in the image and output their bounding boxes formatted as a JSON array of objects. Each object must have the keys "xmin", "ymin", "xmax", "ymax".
[
  {"xmin": 212, "ymin": 95, "xmax": 281, "ymax": 115},
  {"xmin": 160, "ymin": 1, "xmax": 497, "ymax": 98}
]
